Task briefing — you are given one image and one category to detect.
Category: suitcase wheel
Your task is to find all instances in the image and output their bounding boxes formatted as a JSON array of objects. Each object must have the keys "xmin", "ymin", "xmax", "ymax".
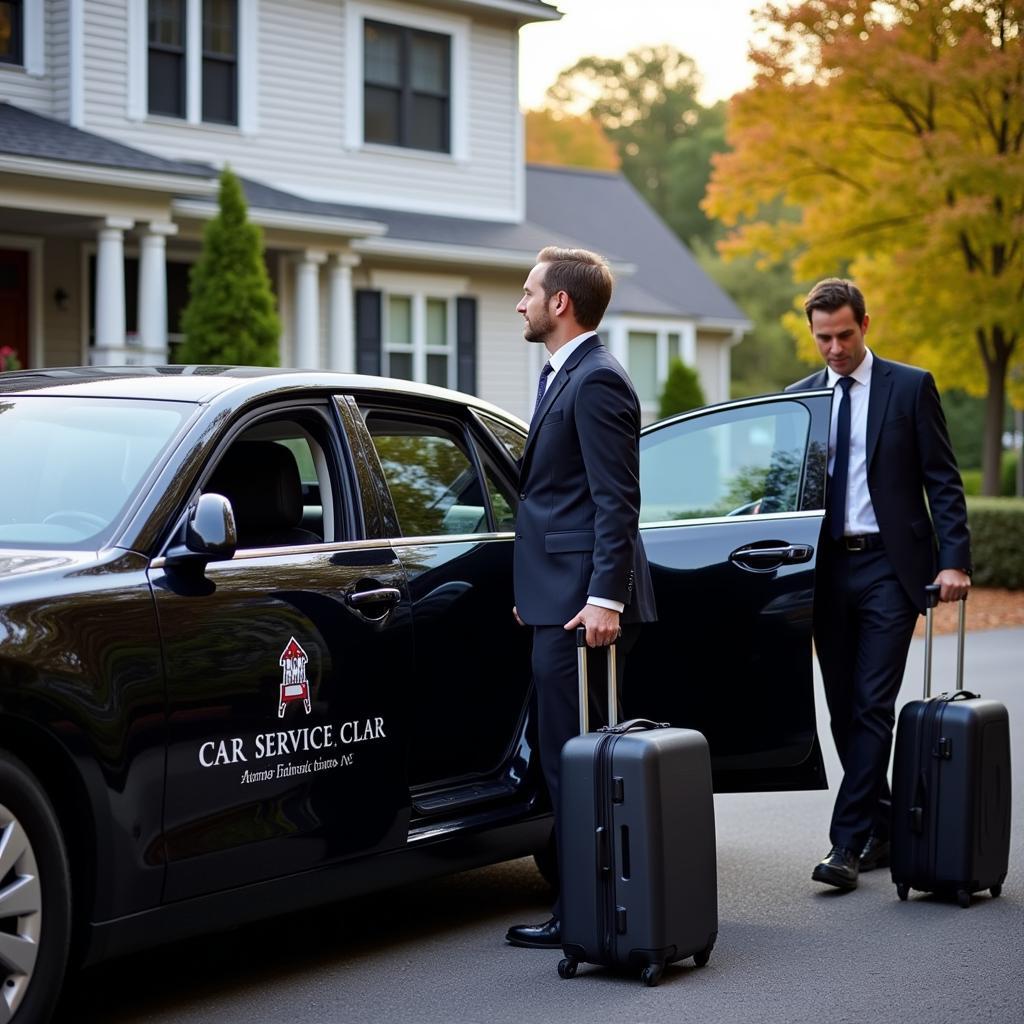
[
  {"xmin": 991, "ymin": 884, "xmax": 1002, "ymax": 899},
  {"xmin": 896, "ymin": 883, "xmax": 910, "ymax": 902},
  {"xmin": 957, "ymin": 889, "xmax": 971, "ymax": 909},
  {"xmin": 557, "ymin": 957, "xmax": 578, "ymax": 980},
  {"xmin": 694, "ymin": 943, "xmax": 713, "ymax": 968},
  {"xmin": 641, "ymin": 964, "xmax": 663, "ymax": 987}
]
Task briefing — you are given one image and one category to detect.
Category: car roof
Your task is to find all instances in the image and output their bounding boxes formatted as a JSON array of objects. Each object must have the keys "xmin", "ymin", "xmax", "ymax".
[{"xmin": 0, "ymin": 366, "xmax": 527, "ymax": 426}]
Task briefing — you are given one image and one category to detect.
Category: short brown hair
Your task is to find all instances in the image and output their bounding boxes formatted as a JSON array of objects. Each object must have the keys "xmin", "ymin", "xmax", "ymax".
[
  {"xmin": 804, "ymin": 278, "xmax": 866, "ymax": 325},
  {"xmin": 536, "ymin": 246, "xmax": 614, "ymax": 330}
]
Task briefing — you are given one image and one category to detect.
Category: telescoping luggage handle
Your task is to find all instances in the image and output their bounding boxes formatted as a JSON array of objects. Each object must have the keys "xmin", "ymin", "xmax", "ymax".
[
  {"xmin": 576, "ymin": 625, "xmax": 618, "ymax": 734},
  {"xmin": 923, "ymin": 583, "xmax": 966, "ymax": 700}
]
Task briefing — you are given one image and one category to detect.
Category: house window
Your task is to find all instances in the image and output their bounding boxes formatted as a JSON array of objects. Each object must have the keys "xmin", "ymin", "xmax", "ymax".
[
  {"xmin": 384, "ymin": 294, "xmax": 454, "ymax": 388},
  {"xmin": 0, "ymin": 0, "xmax": 23, "ymax": 66},
  {"xmin": 147, "ymin": 0, "xmax": 237, "ymax": 125},
  {"xmin": 624, "ymin": 324, "xmax": 696, "ymax": 415},
  {"xmin": 364, "ymin": 19, "xmax": 450, "ymax": 153},
  {"xmin": 201, "ymin": 0, "xmax": 237, "ymax": 124}
]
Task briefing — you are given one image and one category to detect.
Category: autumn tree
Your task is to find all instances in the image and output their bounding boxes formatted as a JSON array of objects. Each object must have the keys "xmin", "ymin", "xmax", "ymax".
[
  {"xmin": 545, "ymin": 46, "xmax": 728, "ymax": 246},
  {"xmin": 705, "ymin": 0, "xmax": 1024, "ymax": 495},
  {"xmin": 525, "ymin": 109, "xmax": 620, "ymax": 170},
  {"xmin": 177, "ymin": 167, "xmax": 281, "ymax": 366}
]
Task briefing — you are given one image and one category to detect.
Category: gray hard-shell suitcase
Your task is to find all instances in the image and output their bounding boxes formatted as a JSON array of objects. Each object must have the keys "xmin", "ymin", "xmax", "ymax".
[
  {"xmin": 557, "ymin": 628, "xmax": 718, "ymax": 986},
  {"xmin": 890, "ymin": 586, "xmax": 1011, "ymax": 906}
]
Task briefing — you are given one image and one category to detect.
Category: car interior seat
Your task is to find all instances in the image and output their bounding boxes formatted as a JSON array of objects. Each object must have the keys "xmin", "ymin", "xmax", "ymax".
[{"xmin": 204, "ymin": 440, "xmax": 322, "ymax": 548}]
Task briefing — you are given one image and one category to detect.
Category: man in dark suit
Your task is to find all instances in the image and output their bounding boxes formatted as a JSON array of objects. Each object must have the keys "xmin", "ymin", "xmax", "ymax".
[
  {"xmin": 505, "ymin": 246, "xmax": 657, "ymax": 948},
  {"xmin": 788, "ymin": 278, "xmax": 971, "ymax": 891}
]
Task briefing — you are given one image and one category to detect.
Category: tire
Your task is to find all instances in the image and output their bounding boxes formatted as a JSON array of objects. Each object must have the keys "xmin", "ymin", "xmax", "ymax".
[{"xmin": 0, "ymin": 751, "xmax": 71, "ymax": 1024}]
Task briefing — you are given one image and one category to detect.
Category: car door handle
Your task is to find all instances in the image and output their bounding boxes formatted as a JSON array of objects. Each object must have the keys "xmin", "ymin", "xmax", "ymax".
[
  {"xmin": 346, "ymin": 586, "xmax": 402, "ymax": 608},
  {"xmin": 730, "ymin": 544, "xmax": 814, "ymax": 571}
]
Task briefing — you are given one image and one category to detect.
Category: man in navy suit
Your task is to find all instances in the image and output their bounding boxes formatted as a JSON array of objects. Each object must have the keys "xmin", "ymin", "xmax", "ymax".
[
  {"xmin": 505, "ymin": 247, "xmax": 657, "ymax": 948},
  {"xmin": 788, "ymin": 278, "xmax": 971, "ymax": 891}
]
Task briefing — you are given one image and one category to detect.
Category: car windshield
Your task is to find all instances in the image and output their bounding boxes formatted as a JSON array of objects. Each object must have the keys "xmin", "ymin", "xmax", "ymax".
[{"xmin": 0, "ymin": 396, "xmax": 192, "ymax": 548}]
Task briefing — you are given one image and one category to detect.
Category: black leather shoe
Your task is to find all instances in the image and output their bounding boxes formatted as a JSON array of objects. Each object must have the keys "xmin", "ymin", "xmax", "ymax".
[
  {"xmin": 812, "ymin": 846, "xmax": 859, "ymax": 890},
  {"xmin": 859, "ymin": 834, "xmax": 891, "ymax": 872},
  {"xmin": 505, "ymin": 916, "xmax": 561, "ymax": 949}
]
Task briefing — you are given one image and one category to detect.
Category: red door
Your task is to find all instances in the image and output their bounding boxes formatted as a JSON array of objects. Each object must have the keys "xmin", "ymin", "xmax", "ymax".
[{"xmin": 0, "ymin": 249, "xmax": 30, "ymax": 369}]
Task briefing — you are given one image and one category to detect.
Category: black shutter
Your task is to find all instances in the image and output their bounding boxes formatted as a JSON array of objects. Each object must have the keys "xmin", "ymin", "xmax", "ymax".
[
  {"xmin": 456, "ymin": 296, "xmax": 477, "ymax": 395},
  {"xmin": 355, "ymin": 289, "xmax": 382, "ymax": 376}
]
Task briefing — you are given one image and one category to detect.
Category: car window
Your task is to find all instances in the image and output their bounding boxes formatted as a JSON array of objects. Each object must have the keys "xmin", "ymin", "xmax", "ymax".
[
  {"xmin": 366, "ymin": 417, "xmax": 489, "ymax": 537},
  {"xmin": 0, "ymin": 396, "xmax": 191, "ymax": 548},
  {"xmin": 202, "ymin": 417, "xmax": 336, "ymax": 548},
  {"xmin": 478, "ymin": 413, "xmax": 526, "ymax": 463},
  {"xmin": 640, "ymin": 401, "xmax": 811, "ymax": 523}
]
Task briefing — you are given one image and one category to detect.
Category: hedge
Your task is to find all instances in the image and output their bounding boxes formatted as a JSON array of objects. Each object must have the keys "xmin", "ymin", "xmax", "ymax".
[
  {"xmin": 966, "ymin": 497, "xmax": 1024, "ymax": 590},
  {"xmin": 960, "ymin": 450, "xmax": 1019, "ymax": 496}
]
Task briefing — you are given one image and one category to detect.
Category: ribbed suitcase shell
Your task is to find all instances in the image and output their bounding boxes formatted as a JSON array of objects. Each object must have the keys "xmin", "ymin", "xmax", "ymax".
[
  {"xmin": 890, "ymin": 693, "xmax": 1011, "ymax": 904},
  {"xmin": 559, "ymin": 724, "xmax": 718, "ymax": 982}
]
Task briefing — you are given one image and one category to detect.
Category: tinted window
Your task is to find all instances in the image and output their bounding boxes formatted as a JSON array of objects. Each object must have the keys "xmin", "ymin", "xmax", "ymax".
[
  {"xmin": 479, "ymin": 413, "xmax": 526, "ymax": 463},
  {"xmin": 0, "ymin": 396, "xmax": 191, "ymax": 547},
  {"xmin": 367, "ymin": 418, "xmax": 487, "ymax": 537},
  {"xmin": 640, "ymin": 401, "xmax": 811, "ymax": 523}
]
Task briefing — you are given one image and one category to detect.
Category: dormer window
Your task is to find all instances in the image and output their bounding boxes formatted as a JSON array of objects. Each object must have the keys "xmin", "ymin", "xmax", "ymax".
[
  {"xmin": 0, "ymin": 0, "xmax": 24, "ymax": 66},
  {"xmin": 364, "ymin": 19, "xmax": 450, "ymax": 154},
  {"xmin": 147, "ymin": 0, "xmax": 237, "ymax": 125}
]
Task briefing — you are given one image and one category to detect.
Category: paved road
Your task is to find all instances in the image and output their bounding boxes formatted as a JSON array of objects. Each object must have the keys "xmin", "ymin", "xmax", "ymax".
[{"xmin": 60, "ymin": 628, "xmax": 1024, "ymax": 1024}]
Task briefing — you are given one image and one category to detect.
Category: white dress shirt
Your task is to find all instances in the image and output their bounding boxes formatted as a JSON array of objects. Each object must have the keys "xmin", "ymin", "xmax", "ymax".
[
  {"xmin": 540, "ymin": 331, "xmax": 624, "ymax": 614},
  {"xmin": 826, "ymin": 348, "xmax": 880, "ymax": 536}
]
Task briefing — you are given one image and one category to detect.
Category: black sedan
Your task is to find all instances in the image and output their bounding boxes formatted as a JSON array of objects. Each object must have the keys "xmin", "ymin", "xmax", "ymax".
[{"xmin": 0, "ymin": 367, "xmax": 831, "ymax": 1022}]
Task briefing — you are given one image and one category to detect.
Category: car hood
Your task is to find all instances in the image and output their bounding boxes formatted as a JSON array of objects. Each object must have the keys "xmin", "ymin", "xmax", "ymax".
[{"xmin": 0, "ymin": 549, "xmax": 98, "ymax": 579}]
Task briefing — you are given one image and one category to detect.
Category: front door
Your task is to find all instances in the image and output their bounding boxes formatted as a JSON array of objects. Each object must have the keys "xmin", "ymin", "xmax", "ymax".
[
  {"xmin": 630, "ymin": 391, "xmax": 832, "ymax": 792},
  {"xmin": 151, "ymin": 403, "xmax": 414, "ymax": 900},
  {"xmin": 0, "ymin": 249, "xmax": 29, "ymax": 369}
]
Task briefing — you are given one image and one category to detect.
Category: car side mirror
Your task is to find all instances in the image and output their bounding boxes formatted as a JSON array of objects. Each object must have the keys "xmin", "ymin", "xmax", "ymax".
[{"xmin": 165, "ymin": 493, "xmax": 237, "ymax": 570}]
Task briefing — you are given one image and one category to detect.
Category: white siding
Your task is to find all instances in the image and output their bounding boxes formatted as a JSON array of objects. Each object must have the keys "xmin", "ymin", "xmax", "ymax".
[
  {"xmin": 49, "ymin": 0, "xmax": 71, "ymax": 121},
  {"xmin": 0, "ymin": 0, "xmax": 56, "ymax": 115},
  {"xmin": 472, "ymin": 271, "xmax": 531, "ymax": 420},
  {"xmin": 82, "ymin": 0, "xmax": 521, "ymax": 220},
  {"xmin": 696, "ymin": 333, "xmax": 730, "ymax": 406}
]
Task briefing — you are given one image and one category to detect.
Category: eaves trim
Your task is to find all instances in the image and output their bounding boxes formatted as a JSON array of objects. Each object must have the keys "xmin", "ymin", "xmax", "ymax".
[
  {"xmin": 0, "ymin": 154, "xmax": 216, "ymax": 195},
  {"xmin": 172, "ymin": 198, "xmax": 389, "ymax": 238}
]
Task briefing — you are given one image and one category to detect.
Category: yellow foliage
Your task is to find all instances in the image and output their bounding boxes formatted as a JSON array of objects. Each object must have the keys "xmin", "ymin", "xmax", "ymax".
[{"xmin": 525, "ymin": 109, "xmax": 621, "ymax": 171}]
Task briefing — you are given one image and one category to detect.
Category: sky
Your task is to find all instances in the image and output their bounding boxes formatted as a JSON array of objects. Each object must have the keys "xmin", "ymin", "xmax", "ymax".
[{"xmin": 518, "ymin": 0, "xmax": 762, "ymax": 110}]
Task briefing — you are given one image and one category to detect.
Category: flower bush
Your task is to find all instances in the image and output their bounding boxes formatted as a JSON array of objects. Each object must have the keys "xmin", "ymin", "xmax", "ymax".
[{"xmin": 0, "ymin": 346, "xmax": 22, "ymax": 371}]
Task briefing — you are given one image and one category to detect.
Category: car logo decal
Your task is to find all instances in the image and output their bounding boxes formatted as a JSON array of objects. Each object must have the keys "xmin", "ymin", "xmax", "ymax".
[{"xmin": 278, "ymin": 637, "xmax": 311, "ymax": 718}]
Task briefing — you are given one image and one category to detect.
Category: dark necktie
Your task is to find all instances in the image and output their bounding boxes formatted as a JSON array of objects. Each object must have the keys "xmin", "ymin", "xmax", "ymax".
[
  {"xmin": 829, "ymin": 375, "xmax": 855, "ymax": 540},
  {"xmin": 532, "ymin": 361, "xmax": 553, "ymax": 419}
]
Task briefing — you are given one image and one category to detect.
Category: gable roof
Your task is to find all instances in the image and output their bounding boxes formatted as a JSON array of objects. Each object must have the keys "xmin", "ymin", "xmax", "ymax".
[
  {"xmin": 0, "ymin": 102, "xmax": 212, "ymax": 179},
  {"xmin": 525, "ymin": 164, "xmax": 748, "ymax": 325}
]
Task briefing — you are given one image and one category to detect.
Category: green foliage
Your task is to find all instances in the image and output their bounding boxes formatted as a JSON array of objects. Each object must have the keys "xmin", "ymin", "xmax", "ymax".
[
  {"xmin": 177, "ymin": 168, "xmax": 281, "ymax": 366},
  {"xmin": 961, "ymin": 450, "xmax": 1021, "ymax": 497},
  {"xmin": 966, "ymin": 497, "xmax": 1024, "ymax": 589},
  {"xmin": 545, "ymin": 47, "xmax": 728, "ymax": 247},
  {"xmin": 658, "ymin": 359, "xmax": 705, "ymax": 418}
]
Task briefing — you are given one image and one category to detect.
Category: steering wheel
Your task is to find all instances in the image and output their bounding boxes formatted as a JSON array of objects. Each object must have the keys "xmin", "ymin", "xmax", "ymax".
[{"xmin": 42, "ymin": 510, "xmax": 107, "ymax": 533}]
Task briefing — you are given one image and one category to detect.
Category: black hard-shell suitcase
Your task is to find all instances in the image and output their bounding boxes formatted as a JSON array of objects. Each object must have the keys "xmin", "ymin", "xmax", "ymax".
[
  {"xmin": 557, "ymin": 628, "xmax": 718, "ymax": 986},
  {"xmin": 890, "ymin": 586, "xmax": 1011, "ymax": 906}
]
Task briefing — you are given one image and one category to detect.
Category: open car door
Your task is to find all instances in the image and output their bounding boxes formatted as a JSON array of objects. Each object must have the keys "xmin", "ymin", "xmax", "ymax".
[{"xmin": 627, "ymin": 390, "xmax": 832, "ymax": 792}]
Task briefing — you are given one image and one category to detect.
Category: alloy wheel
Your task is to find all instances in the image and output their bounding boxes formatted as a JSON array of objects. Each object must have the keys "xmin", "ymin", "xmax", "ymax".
[{"xmin": 0, "ymin": 802, "xmax": 42, "ymax": 1022}]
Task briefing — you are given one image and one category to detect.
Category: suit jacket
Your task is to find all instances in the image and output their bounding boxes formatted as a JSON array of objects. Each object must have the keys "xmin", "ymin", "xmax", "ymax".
[
  {"xmin": 514, "ymin": 335, "xmax": 657, "ymax": 626},
  {"xmin": 787, "ymin": 355, "xmax": 971, "ymax": 613}
]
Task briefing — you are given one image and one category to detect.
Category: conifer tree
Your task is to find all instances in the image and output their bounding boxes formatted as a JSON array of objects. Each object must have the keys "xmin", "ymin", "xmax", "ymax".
[
  {"xmin": 658, "ymin": 358, "xmax": 705, "ymax": 418},
  {"xmin": 177, "ymin": 167, "xmax": 281, "ymax": 365}
]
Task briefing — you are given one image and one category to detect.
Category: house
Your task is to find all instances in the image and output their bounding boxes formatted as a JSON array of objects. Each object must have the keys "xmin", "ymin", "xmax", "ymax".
[{"xmin": 0, "ymin": 0, "xmax": 748, "ymax": 421}]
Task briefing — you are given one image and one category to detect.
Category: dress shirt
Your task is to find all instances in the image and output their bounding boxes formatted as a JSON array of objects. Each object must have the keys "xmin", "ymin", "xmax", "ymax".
[
  {"xmin": 539, "ymin": 331, "xmax": 624, "ymax": 614},
  {"xmin": 826, "ymin": 348, "xmax": 879, "ymax": 536}
]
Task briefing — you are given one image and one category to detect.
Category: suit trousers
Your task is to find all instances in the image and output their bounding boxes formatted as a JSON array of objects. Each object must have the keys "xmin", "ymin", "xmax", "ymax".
[
  {"xmin": 531, "ymin": 622, "xmax": 641, "ymax": 915},
  {"xmin": 813, "ymin": 543, "xmax": 919, "ymax": 852}
]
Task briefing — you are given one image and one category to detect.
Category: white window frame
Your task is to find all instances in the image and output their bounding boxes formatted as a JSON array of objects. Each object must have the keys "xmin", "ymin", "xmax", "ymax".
[
  {"xmin": 372, "ymin": 270, "xmax": 468, "ymax": 389},
  {"xmin": 604, "ymin": 316, "xmax": 698, "ymax": 415},
  {"xmin": 345, "ymin": 0, "xmax": 469, "ymax": 162},
  {"xmin": 128, "ymin": 0, "xmax": 258, "ymax": 133}
]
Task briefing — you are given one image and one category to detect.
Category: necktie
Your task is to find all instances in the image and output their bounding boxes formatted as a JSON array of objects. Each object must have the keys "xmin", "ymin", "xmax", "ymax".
[
  {"xmin": 829, "ymin": 375, "xmax": 855, "ymax": 540},
  {"xmin": 532, "ymin": 361, "xmax": 553, "ymax": 419}
]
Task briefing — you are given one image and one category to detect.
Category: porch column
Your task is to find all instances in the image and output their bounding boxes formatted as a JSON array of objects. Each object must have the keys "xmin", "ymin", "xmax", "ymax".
[
  {"xmin": 294, "ymin": 250, "xmax": 326, "ymax": 369},
  {"xmin": 95, "ymin": 217, "xmax": 134, "ymax": 349},
  {"xmin": 327, "ymin": 252, "xmax": 360, "ymax": 372},
  {"xmin": 137, "ymin": 221, "xmax": 179, "ymax": 359}
]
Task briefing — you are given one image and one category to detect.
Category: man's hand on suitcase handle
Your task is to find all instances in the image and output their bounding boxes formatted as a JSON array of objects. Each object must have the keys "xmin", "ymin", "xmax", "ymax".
[
  {"xmin": 564, "ymin": 605, "xmax": 621, "ymax": 647},
  {"xmin": 933, "ymin": 568, "xmax": 971, "ymax": 603}
]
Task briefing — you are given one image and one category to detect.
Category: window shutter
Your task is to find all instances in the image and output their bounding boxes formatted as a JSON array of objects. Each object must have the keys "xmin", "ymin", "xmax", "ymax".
[
  {"xmin": 456, "ymin": 296, "xmax": 477, "ymax": 395},
  {"xmin": 355, "ymin": 289, "xmax": 382, "ymax": 376}
]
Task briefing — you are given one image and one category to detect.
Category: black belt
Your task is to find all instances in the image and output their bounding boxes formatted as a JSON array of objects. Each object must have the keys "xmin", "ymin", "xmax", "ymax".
[{"xmin": 833, "ymin": 533, "xmax": 884, "ymax": 552}]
